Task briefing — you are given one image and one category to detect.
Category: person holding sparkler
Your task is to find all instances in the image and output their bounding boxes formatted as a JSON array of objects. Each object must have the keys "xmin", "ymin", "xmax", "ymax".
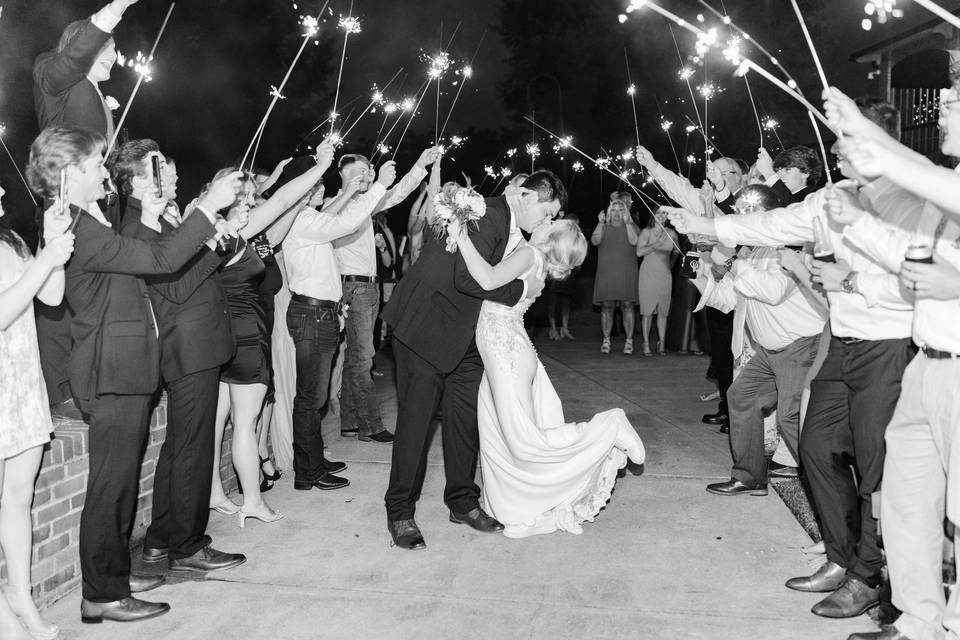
[
  {"xmin": 591, "ymin": 198, "xmax": 639, "ymax": 355},
  {"xmin": 755, "ymin": 146, "xmax": 823, "ymax": 206}
]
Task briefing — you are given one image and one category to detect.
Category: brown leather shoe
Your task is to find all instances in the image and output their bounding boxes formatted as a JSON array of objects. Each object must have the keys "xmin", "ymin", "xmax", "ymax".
[
  {"xmin": 786, "ymin": 561, "xmax": 846, "ymax": 592},
  {"xmin": 80, "ymin": 597, "xmax": 170, "ymax": 624},
  {"xmin": 812, "ymin": 577, "xmax": 880, "ymax": 618},
  {"xmin": 847, "ymin": 627, "xmax": 912, "ymax": 640},
  {"xmin": 129, "ymin": 574, "xmax": 165, "ymax": 593}
]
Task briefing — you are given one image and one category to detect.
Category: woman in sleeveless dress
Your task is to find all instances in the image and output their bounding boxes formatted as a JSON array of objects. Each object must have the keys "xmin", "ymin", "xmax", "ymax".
[
  {"xmin": 0, "ymin": 188, "xmax": 74, "ymax": 640},
  {"xmin": 635, "ymin": 210, "xmax": 678, "ymax": 356},
  {"xmin": 591, "ymin": 199, "xmax": 639, "ymax": 354},
  {"xmin": 446, "ymin": 217, "xmax": 646, "ymax": 539}
]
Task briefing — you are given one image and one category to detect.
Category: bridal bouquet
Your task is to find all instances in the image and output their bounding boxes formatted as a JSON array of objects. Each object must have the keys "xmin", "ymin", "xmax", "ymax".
[{"xmin": 431, "ymin": 184, "xmax": 486, "ymax": 253}]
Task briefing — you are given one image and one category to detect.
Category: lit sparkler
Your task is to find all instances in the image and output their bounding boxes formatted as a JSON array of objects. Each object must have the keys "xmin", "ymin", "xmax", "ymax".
[{"xmin": 572, "ymin": 161, "xmax": 584, "ymax": 173}]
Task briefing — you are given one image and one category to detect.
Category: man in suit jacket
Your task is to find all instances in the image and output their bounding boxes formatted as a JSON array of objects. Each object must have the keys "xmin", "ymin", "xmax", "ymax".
[
  {"xmin": 27, "ymin": 127, "xmax": 240, "ymax": 624},
  {"xmin": 115, "ymin": 140, "xmax": 246, "ymax": 577},
  {"xmin": 32, "ymin": 0, "xmax": 138, "ymax": 421},
  {"xmin": 381, "ymin": 170, "xmax": 565, "ymax": 550},
  {"xmin": 756, "ymin": 146, "xmax": 824, "ymax": 206}
]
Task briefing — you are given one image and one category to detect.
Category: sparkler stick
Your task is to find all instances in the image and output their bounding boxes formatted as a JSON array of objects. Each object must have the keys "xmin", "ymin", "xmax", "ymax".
[
  {"xmin": 240, "ymin": 4, "xmax": 329, "ymax": 171},
  {"xmin": 626, "ymin": 0, "xmax": 708, "ymax": 39},
  {"xmin": 912, "ymin": 0, "xmax": 960, "ymax": 32},
  {"xmin": 742, "ymin": 74, "xmax": 764, "ymax": 146},
  {"xmin": 788, "ymin": 0, "xmax": 829, "ymax": 92},
  {"xmin": 106, "ymin": 2, "xmax": 175, "ymax": 156},
  {"xmin": 683, "ymin": 116, "xmax": 727, "ymax": 158},
  {"xmin": 653, "ymin": 92, "xmax": 682, "ymax": 172},
  {"xmin": 669, "ymin": 26, "xmax": 707, "ymax": 151},
  {"xmin": 524, "ymin": 116, "xmax": 681, "ymax": 252},
  {"xmin": 438, "ymin": 28, "xmax": 487, "ymax": 141},
  {"xmin": 372, "ymin": 88, "xmax": 423, "ymax": 160},
  {"xmin": 735, "ymin": 59, "xmax": 835, "ymax": 134},
  {"xmin": 329, "ymin": 2, "xmax": 360, "ymax": 136},
  {"xmin": 338, "ymin": 68, "xmax": 404, "ymax": 141},
  {"xmin": 390, "ymin": 79, "xmax": 432, "ymax": 161},
  {"xmin": 624, "ymin": 50, "xmax": 641, "ymax": 151},
  {"xmin": 0, "ymin": 128, "xmax": 37, "ymax": 206},
  {"xmin": 808, "ymin": 111, "xmax": 833, "ymax": 185}
]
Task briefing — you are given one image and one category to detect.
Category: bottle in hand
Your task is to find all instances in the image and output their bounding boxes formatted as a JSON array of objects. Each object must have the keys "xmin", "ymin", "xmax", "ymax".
[{"xmin": 812, "ymin": 216, "xmax": 835, "ymax": 263}]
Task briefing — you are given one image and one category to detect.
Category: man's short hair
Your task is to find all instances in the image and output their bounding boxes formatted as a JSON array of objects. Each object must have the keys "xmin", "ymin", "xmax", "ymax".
[
  {"xmin": 773, "ymin": 146, "xmax": 823, "ymax": 187},
  {"xmin": 338, "ymin": 154, "xmax": 370, "ymax": 172},
  {"xmin": 27, "ymin": 127, "xmax": 106, "ymax": 199},
  {"xmin": 855, "ymin": 96, "xmax": 901, "ymax": 141},
  {"xmin": 521, "ymin": 169, "xmax": 567, "ymax": 208},
  {"xmin": 111, "ymin": 139, "xmax": 160, "ymax": 196}
]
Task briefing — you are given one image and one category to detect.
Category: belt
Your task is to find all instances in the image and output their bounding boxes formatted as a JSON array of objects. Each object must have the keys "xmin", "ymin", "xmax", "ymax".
[
  {"xmin": 342, "ymin": 275, "xmax": 378, "ymax": 283},
  {"xmin": 290, "ymin": 293, "xmax": 343, "ymax": 312},
  {"xmin": 835, "ymin": 336, "xmax": 864, "ymax": 345},
  {"xmin": 922, "ymin": 346, "xmax": 960, "ymax": 360}
]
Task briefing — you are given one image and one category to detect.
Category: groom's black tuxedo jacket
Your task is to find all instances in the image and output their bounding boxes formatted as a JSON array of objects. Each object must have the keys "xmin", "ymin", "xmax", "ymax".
[{"xmin": 382, "ymin": 195, "xmax": 525, "ymax": 373}]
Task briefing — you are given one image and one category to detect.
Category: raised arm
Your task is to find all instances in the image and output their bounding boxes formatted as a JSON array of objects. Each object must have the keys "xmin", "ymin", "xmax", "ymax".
[
  {"xmin": 449, "ymin": 218, "xmax": 534, "ymax": 290},
  {"xmin": 0, "ymin": 232, "xmax": 74, "ymax": 330}
]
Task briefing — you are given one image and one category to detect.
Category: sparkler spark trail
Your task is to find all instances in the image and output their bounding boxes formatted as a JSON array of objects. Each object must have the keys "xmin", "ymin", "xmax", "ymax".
[
  {"xmin": 339, "ymin": 68, "xmax": 404, "ymax": 142},
  {"xmin": 390, "ymin": 78, "xmax": 433, "ymax": 161},
  {"xmin": 438, "ymin": 28, "xmax": 487, "ymax": 141},
  {"xmin": 330, "ymin": 1, "xmax": 358, "ymax": 136},
  {"xmin": 107, "ymin": 2, "xmax": 176, "ymax": 156},
  {"xmin": 0, "ymin": 126, "xmax": 37, "ymax": 206}
]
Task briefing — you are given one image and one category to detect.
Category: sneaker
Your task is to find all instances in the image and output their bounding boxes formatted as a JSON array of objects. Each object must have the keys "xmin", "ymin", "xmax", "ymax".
[
  {"xmin": 623, "ymin": 339, "xmax": 634, "ymax": 355},
  {"xmin": 600, "ymin": 337, "xmax": 611, "ymax": 354}
]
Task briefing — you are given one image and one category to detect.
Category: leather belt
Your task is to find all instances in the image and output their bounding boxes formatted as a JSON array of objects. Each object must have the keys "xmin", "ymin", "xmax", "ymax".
[
  {"xmin": 342, "ymin": 275, "xmax": 378, "ymax": 283},
  {"xmin": 835, "ymin": 336, "xmax": 864, "ymax": 345},
  {"xmin": 290, "ymin": 293, "xmax": 343, "ymax": 312},
  {"xmin": 922, "ymin": 346, "xmax": 960, "ymax": 360}
]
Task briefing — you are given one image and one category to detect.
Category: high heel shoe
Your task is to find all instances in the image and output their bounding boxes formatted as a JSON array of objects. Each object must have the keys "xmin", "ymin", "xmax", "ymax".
[
  {"xmin": 210, "ymin": 499, "xmax": 240, "ymax": 515},
  {"xmin": 2, "ymin": 587, "xmax": 59, "ymax": 640},
  {"xmin": 260, "ymin": 456, "xmax": 281, "ymax": 481},
  {"xmin": 238, "ymin": 504, "xmax": 284, "ymax": 528}
]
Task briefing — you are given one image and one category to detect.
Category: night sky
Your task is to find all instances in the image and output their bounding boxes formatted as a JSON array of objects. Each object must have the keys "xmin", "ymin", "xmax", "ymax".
[{"xmin": 1, "ymin": 0, "xmax": 956, "ymax": 238}]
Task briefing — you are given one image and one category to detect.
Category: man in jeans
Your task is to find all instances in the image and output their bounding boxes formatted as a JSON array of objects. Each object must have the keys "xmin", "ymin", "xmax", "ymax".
[
  {"xmin": 283, "ymin": 151, "xmax": 396, "ymax": 490},
  {"xmin": 333, "ymin": 148, "xmax": 440, "ymax": 443}
]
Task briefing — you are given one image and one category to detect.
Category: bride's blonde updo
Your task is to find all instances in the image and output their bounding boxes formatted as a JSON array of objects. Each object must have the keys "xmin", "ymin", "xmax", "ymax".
[{"xmin": 534, "ymin": 219, "xmax": 587, "ymax": 281}]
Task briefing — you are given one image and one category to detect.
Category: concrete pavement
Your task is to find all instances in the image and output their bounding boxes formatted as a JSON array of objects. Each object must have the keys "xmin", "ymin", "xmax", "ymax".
[{"xmin": 41, "ymin": 319, "xmax": 877, "ymax": 639}]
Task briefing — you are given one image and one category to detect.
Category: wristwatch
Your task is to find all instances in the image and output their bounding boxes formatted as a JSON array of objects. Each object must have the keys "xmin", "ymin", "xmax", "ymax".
[{"xmin": 841, "ymin": 271, "xmax": 858, "ymax": 294}]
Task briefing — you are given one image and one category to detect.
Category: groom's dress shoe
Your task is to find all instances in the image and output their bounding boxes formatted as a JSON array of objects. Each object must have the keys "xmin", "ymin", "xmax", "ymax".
[
  {"xmin": 847, "ymin": 628, "xmax": 913, "ymax": 640},
  {"xmin": 294, "ymin": 472, "xmax": 349, "ymax": 491},
  {"xmin": 812, "ymin": 577, "xmax": 880, "ymax": 618},
  {"xmin": 702, "ymin": 411, "xmax": 728, "ymax": 425},
  {"xmin": 449, "ymin": 507, "xmax": 504, "ymax": 533},
  {"xmin": 168, "ymin": 545, "xmax": 246, "ymax": 573},
  {"xmin": 129, "ymin": 574, "xmax": 165, "ymax": 593},
  {"xmin": 786, "ymin": 561, "xmax": 846, "ymax": 592},
  {"xmin": 141, "ymin": 547, "xmax": 167, "ymax": 564},
  {"xmin": 80, "ymin": 597, "xmax": 170, "ymax": 624},
  {"xmin": 706, "ymin": 478, "xmax": 768, "ymax": 496},
  {"xmin": 388, "ymin": 519, "xmax": 426, "ymax": 550}
]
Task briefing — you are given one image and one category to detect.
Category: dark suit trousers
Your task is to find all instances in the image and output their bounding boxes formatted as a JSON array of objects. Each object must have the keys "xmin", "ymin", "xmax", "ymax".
[
  {"xmin": 385, "ymin": 338, "xmax": 482, "ymax": 520},
  {"xmin": 705, "ymin": 307, "xmax": 734, "ymax": 414},
  {"xmin": 36, "ymin": 301, "xmax": 73, "ymax": 405},
  {"xmin": 77, "ymin": 394, "xmax": 152, "ymax": 602},
  {"xmin": 799, "ymin": 337, "xmax": 914, "ymax": 586},
  {"xmin": 143, "ymin": 368, "xmax": 218, "ymax": 559}
]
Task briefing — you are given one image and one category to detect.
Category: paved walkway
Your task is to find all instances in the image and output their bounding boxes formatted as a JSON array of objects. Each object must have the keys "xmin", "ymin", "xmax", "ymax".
[{"xmin": 43, "ymin": 319, "xmax": 876, "ymax": 639}]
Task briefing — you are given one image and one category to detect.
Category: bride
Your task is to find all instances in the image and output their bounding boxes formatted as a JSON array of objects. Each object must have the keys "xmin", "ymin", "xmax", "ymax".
[{"xmin": 447, "ymin": 216, "xmax": 646, "ymax": 539}]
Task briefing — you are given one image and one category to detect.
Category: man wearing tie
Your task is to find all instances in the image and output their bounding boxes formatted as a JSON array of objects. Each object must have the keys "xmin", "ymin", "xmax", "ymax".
[{"xmin": 32, "ymin": 0, "xmax": 138, "ymax": 421}]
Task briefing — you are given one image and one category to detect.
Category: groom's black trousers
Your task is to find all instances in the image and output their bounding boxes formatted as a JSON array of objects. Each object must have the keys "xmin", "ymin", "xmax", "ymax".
[{"xmin": 385, "ymin": 338, "xmax": 483, "ymax": 520}]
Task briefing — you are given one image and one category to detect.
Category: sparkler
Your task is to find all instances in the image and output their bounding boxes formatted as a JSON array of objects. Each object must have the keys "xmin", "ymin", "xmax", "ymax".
[
  {"xmin": 762, "ymin": 116, "xmax": 785, "ymax": 149},
  {"xmin": 668, "ymin": 26, "xmax": 707, "ymax": 153},
  {"xmin": 240, "ymin": 3, "xmax": 330, "ymax": 171},
  {"xmin": 808, "ymin": 111, "xmax": 833, "ymax": 185},
  {"xmin": 338, "ymin": 68, "xmax": 403, "ymax": 143},
  {"xmin": 734, "ymin": 59, "xmax": 835, "ymax": 133},
  {"xmin": 788, "ymin": 0, "xmax": 829, "ymax": 93},
  {"xmin": 390, "ymin": 78, "xmax": 433, "ymax": 161},
  {"xmin": 106, "ymin": 2, "xmax": 176, "ymax": 157},
  {"xmin": 330, "ymin": 4, "xmax": 360, "ymax": 136},
  {"xmin": 0, "ymin": 124, "xmax": 37, "ymax": 206},
  {"xmin": 438, "ymin": 28, "xmax": 487, "ymax": 141}
]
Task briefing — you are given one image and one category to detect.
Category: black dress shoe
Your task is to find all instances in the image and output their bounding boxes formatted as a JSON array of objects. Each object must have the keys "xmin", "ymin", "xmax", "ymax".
[
  {"xmin": 359, "ymin": 430, "xmax": 394, "ymax": 444},
  {"xmin": 812, "ymin": 577, "xmax": 880, "ymax": 618},
  {"xmin": 50, "ymin": 398, "xmax": 84, "ymax": 421},
  {"xmin": 129, "ymin": 574, "xmax": 165, "ymax": 593},
  {"xmin": 769, "ymin": 461, "xmax": 799, "ymax": 479},
  {"xmin": 388, "ymin": 518, "xmax": 426, "ymax": 550},
  {"xmin": 786, "ymin": 561, "xmax": 846, "ymax": 592},
  {"xmin": 706, "ymin": 478, "xmax": 768, "ymax": 496},
  {"xmin": 324, "ymin": 460, "xmax": 348, "ymax": 474},
  {"xmin": 702, "ymin": 411, "xmax": 728, "ymax": 425},
  {"xmin": 847, "ymin": 627, "xmax": 912, "ymax": 640},
  {"xmin": 449, "ymin": 507, "xmax": 504, "ymax": 533},
  {"xmin": 719, "ymin": 423, "xmax": 730, "ymax": 434},
  {"xmin": 294, "ymin": 472, "xmax": 349, "ymax": 491},
  {"xmin": 141, "ymin": 547, "xmax": 167, "ymax": 564},
  {"xmin": 168, "ymin": 545, "xmax": 246, "ymax": 573},
  {"xmin": 80, "ymin": 597, "xmax": 170, "ymax": 624}
]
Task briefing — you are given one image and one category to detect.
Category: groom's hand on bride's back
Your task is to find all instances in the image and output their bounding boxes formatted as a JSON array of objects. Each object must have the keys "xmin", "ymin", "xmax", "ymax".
[{"xmin": 522, "ymin": 269, "xmax": 545, "ymax": 300}]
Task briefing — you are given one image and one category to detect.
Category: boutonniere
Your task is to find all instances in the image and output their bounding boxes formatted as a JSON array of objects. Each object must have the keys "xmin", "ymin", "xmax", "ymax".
[
  {"xmin": 430, "ymin": 185, "xmax": 486, "ymax": 253},
  {"xmin": 104, "ymin": 96, "xmax": 120, "ymax": 111}
]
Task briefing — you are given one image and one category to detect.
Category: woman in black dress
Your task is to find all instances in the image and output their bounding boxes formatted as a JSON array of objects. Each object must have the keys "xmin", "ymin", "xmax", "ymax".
[{"xmin": 208, "ymin": 145, "xmax": 334, "ymax": 526}]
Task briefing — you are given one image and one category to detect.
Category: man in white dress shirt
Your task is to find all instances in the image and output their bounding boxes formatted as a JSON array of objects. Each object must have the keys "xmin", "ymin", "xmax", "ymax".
[
  {"xmin": 284, "ymin": 153, "xmax": 396, "ymax": 491},
  {"xmin": 669, "ymin": 98, "xmax": 921, "ymax": 620},
  {"xmin": 332, "ymin": 148, "xmax": 440, "ymax": 444}
]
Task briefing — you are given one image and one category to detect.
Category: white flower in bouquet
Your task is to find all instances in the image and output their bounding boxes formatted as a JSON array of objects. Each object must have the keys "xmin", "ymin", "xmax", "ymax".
[{"xmin": 430, "ymin": 186, "xmax": 487, "ymax": 253}]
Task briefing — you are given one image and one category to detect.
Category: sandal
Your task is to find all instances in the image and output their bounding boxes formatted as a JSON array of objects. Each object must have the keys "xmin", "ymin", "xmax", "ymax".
[
  {"xmin": 600, "ymin": 337, "xmax": 611, "ymax": 354},
  {"xmin": 623, "ymin": 339, "xmax": 634, "ymax": 355},
  {"xmin": 210, "ymin": 498, "xmax": 240, "ymax": 515}
]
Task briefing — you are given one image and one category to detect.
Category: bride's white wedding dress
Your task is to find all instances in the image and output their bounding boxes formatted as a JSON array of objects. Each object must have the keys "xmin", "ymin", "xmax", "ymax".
[{"xmin": 476, "ymin": 246, "xmax": 646, "ymax": 538}]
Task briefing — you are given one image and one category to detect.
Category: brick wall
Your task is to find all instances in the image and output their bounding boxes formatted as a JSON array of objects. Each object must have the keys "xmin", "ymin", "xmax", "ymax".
[{"xmin": 0, "ymin": 396, "xmax": 238, "ymax": 608}]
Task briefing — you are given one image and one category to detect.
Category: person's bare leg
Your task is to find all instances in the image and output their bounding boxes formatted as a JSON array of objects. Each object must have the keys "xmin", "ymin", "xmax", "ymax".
[
  {"xmin": 656, "ymin": 311, "xmax": 669, "ymax": 355},
  {"xmin": 210, "ymin": 382, "xmax": 236, "ymax": 509}
]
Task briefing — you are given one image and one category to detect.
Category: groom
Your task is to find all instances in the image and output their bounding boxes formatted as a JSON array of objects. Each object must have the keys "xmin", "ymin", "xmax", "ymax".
[{"xmin": 381, "ymin": 170, "xmax": 566, "ymax": 549}]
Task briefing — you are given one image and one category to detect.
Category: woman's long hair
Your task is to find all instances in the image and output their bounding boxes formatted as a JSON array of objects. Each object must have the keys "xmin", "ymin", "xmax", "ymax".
[{"xmin": 0, "ymin": 219, "xmax": 29, "ymax": 258}]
